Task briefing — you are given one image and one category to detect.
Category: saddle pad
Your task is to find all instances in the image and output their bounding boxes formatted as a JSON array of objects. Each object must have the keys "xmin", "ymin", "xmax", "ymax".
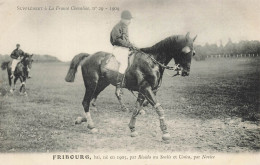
[
  {"xmin": 104, "ymin": 55, "xmax": 120, "ymax": 72},
  {"xmin": 103, "ymin": 53, "xmax": 136, "ymax": 73}
]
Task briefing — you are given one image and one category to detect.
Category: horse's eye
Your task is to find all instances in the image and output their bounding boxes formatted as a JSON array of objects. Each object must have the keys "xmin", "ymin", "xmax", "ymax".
[{"xmin": 193, "ymin": 51, "xmax": 196, "ymax": 56}]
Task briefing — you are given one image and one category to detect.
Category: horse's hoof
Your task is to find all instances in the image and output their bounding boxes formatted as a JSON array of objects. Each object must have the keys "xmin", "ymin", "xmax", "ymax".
[
  {"xmin": 131, "ymin": 131, "xmax": 138, "ymax": 137},
  {"xmin": 143, "ymin": 100, "xmax": 149, "ymax": 107},
  {"xmin": 121, "ymin": 105, "xmax": 129, "ymax": 112},
  {"xmin": 162, "ymin": 133, "xmax": 171, "ymax": 141},
  {"xmin": 10, "ymin": 89, "xmax": 14, "ymax": 94},
  {"xmin": 24, "ymin": 92, "xmax": 28, "ymax": 96},
  {"xmin": 90, "ymin": 128, "xmax": 98, "ymax": 134},
  {"xmin": 151, "ymin": 132, "xmax": 157, "ymax": 137},
  {"xmin": 139, "ymin": 109, "xmax": 146, "ymax": 115},
  {"xmin": 75, "ymin": 118, "xmax": 82, "ymax": 125},
  {"xmin": 75, "ymin": 117, "xmax": 87, "ymax": 124}
]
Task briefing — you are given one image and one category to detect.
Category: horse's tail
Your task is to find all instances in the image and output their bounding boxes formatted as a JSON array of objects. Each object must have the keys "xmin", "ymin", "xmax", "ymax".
[
  {"xmin": 1, "ymin": 61, "xmax": 9, "ymax": 70},
  {"xmin": 65, "ymin": 53, "xmax": 90, "ymax": 82}
]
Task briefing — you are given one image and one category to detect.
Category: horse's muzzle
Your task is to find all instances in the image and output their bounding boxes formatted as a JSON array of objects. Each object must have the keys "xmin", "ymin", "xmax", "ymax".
[{"xmin": 177, "ymin": 63, "xmax": 190, "ymax": 77}]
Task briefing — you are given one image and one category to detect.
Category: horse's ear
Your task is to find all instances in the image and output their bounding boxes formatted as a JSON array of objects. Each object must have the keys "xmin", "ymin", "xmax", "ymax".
[
  {"xmin": 193, "ymin": 35, "xmax": 197, "ymax": 42},
  {"xmin": 31, "ymin": 54, "xmax": 34, "ymax": 57},
  {"xmin": 185, "ymin": 32, "xmax": 190, "ymax": 39}
]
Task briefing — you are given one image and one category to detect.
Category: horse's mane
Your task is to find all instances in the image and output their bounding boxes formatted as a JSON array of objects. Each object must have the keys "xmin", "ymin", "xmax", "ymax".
[{"xmin": 141, "ymin": 35, "xmax": 185, "ymax": 54}]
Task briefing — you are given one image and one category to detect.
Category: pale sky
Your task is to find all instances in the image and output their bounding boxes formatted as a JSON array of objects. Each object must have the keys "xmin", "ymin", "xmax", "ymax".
[{"xmin": 0, "ymin": 0, "xmax": 259, "ymax": 61}]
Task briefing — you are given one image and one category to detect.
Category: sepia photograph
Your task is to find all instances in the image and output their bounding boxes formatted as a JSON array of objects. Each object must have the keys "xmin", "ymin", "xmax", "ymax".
[{"xmin": 0, "ymin": 0, "xmax": 259, "ymax": 164}]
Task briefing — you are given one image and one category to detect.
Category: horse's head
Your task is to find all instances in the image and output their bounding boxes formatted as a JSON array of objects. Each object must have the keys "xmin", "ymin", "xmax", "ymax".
[
  {"xmin": 22, "ymin": 53, "xmax": 34, "ymax": 69},
  {"xmin": 174, "ymin": 32, "xmax": 197, "ymax": 76}
]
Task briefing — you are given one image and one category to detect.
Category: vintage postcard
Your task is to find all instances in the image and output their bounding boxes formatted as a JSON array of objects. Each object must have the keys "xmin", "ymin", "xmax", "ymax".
[{"xmin": 0, "ymin": 0, "xmax": 259, "ymax": 164}]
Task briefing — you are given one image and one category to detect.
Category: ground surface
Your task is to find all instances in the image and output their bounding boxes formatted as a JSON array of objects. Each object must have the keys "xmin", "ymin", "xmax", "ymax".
[{"xmin": 0, "ymin": 57, "xmax": 259, "ymax": 153}]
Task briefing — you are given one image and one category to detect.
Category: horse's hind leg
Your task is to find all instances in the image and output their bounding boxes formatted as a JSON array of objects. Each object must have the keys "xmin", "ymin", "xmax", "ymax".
[
  {"xmin": 75, "ymin": 69, "xmax": 99, "ymax": 133},
  {"xmin": 75, "ymin": 85, "xmax": 96, "ymax": 126},
  {"xmin": 90, "ymin": 97, "xmax": 98, "ymax": 112},
  {"xmin": 115, "ymin": 89, "xmax": 129, "ymax": 112},
  {"xmin": 90, "ymin": 78, "xmax": 110, "ymax": 112},
  {"xmin": 82, "ymin": 86, "xmax": 97, "ymax": 132}
]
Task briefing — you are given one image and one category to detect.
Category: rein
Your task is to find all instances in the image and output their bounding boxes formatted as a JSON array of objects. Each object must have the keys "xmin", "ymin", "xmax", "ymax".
[
  {"xmin": 138, "ymin": 50, "xmax": 180, "ymax": 71},
  {"xmin": 149, "ymin": 55, "xmax": 175, "ymax": 70}
]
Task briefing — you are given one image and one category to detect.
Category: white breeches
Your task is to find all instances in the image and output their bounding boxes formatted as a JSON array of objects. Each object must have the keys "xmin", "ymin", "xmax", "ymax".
[
  {"xmin": 11, "ymin": 59, "xmax": 20, "ymax": 72},
  {"xmin": 113, "ymin": 46, "xmax": 129, "ymax": 74}
]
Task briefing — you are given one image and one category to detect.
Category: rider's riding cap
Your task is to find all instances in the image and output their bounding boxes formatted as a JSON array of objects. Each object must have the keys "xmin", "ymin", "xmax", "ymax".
[
  {"xmin": 16, "ymin": 44, "xmax": 20, "ymax": 47},
  {"xmin": 121, "ymin": 10, "xmax": 133, "ymax": 20}
]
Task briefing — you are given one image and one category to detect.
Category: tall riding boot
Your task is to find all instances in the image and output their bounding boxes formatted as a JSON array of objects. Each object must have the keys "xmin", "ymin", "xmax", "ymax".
[{"xmin": 115, "ymin": 74, "xmax": 123, "ymax": 97}]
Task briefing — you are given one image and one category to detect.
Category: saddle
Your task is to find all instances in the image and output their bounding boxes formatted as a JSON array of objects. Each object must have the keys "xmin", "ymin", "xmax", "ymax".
[{"xmin": 101, "ymin": 52, "xmax": 136, "ymax": 87}]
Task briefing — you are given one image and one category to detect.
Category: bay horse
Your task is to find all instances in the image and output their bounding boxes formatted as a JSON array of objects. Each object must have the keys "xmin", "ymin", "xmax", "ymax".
[
  {"xmin": 65, "ymin": 53, "xmax": 131, "ymax": 112},
  {"xmin": 65, "ymin": 32, "xmax": 197, "ymax": 141},
  {"xmin": 1, "ymin": 54, "xmax": 33, "ymax": 95}
]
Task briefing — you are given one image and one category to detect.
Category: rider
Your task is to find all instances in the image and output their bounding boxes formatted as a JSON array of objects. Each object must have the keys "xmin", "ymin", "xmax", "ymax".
[
  {"xmin": 110, "ymin": 10, "xmax": 138, "ymax": 96},
  {"xmin": 10, "ymin": 44, "xmax": 31, "ymax": 79}
]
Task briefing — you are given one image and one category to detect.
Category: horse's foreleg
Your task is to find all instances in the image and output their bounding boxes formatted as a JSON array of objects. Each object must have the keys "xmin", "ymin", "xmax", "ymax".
[
  {"xmin": 128, "ymin": 93, "xmax": 145, "ymax": 137},
  {"xmin": 19, "ymin": 77, "xmax": 27, "ymax": 96},
  {"xmin": 13, "ymin": 77, "xmax": 19, "ymax": 91},
  {"xmin": 8, "ymin": 76, "xmax": 13, "ymax": 93},
  {"xmin": 8, "ymin": 73, "xmax": 11, "ymax": 86},
  {"xmin": 142, "ymin": 99, "xmax": 149, "ymax": 107},
  {"xmin": 142, "ymin": 89, "xmax": 157, "ymax": 107},
  {"xmin": 140, "ymin": 83, "xmax": 170, "ymax": 141},
  {"xmin": 7, "ymin": 70, "xmax": 14, "ymax": 93}
]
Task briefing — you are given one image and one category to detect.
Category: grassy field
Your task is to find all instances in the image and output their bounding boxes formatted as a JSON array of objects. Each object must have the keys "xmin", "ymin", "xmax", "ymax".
[{"xmin": 0, "ymin": 57, "xmax": 259, "ymax": 153}]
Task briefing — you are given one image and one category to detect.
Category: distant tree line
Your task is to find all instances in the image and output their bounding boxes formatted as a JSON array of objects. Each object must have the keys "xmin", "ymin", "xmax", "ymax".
[
  {"xmin": 194, "ymin": 39, "xmax": 260, "ymax": 60},
  {"xmin": 0, "ymin": 54, "xmax": 61, "ymax": 63}
]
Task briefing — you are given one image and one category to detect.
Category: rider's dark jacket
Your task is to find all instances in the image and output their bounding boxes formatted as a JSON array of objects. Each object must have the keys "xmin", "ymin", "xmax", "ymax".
[
  {"xmin": 10, "ymin": 49, "xmax": 24, "ymax": 59},
  {"xmin": 110, "ymin": 21, "xmax": 133, "ymax": 48}
]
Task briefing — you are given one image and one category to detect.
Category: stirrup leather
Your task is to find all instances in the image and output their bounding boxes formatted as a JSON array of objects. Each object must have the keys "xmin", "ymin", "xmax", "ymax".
[{"xmin": 116, "ymin": 73, "xmax": 124, "ymax": 88}]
